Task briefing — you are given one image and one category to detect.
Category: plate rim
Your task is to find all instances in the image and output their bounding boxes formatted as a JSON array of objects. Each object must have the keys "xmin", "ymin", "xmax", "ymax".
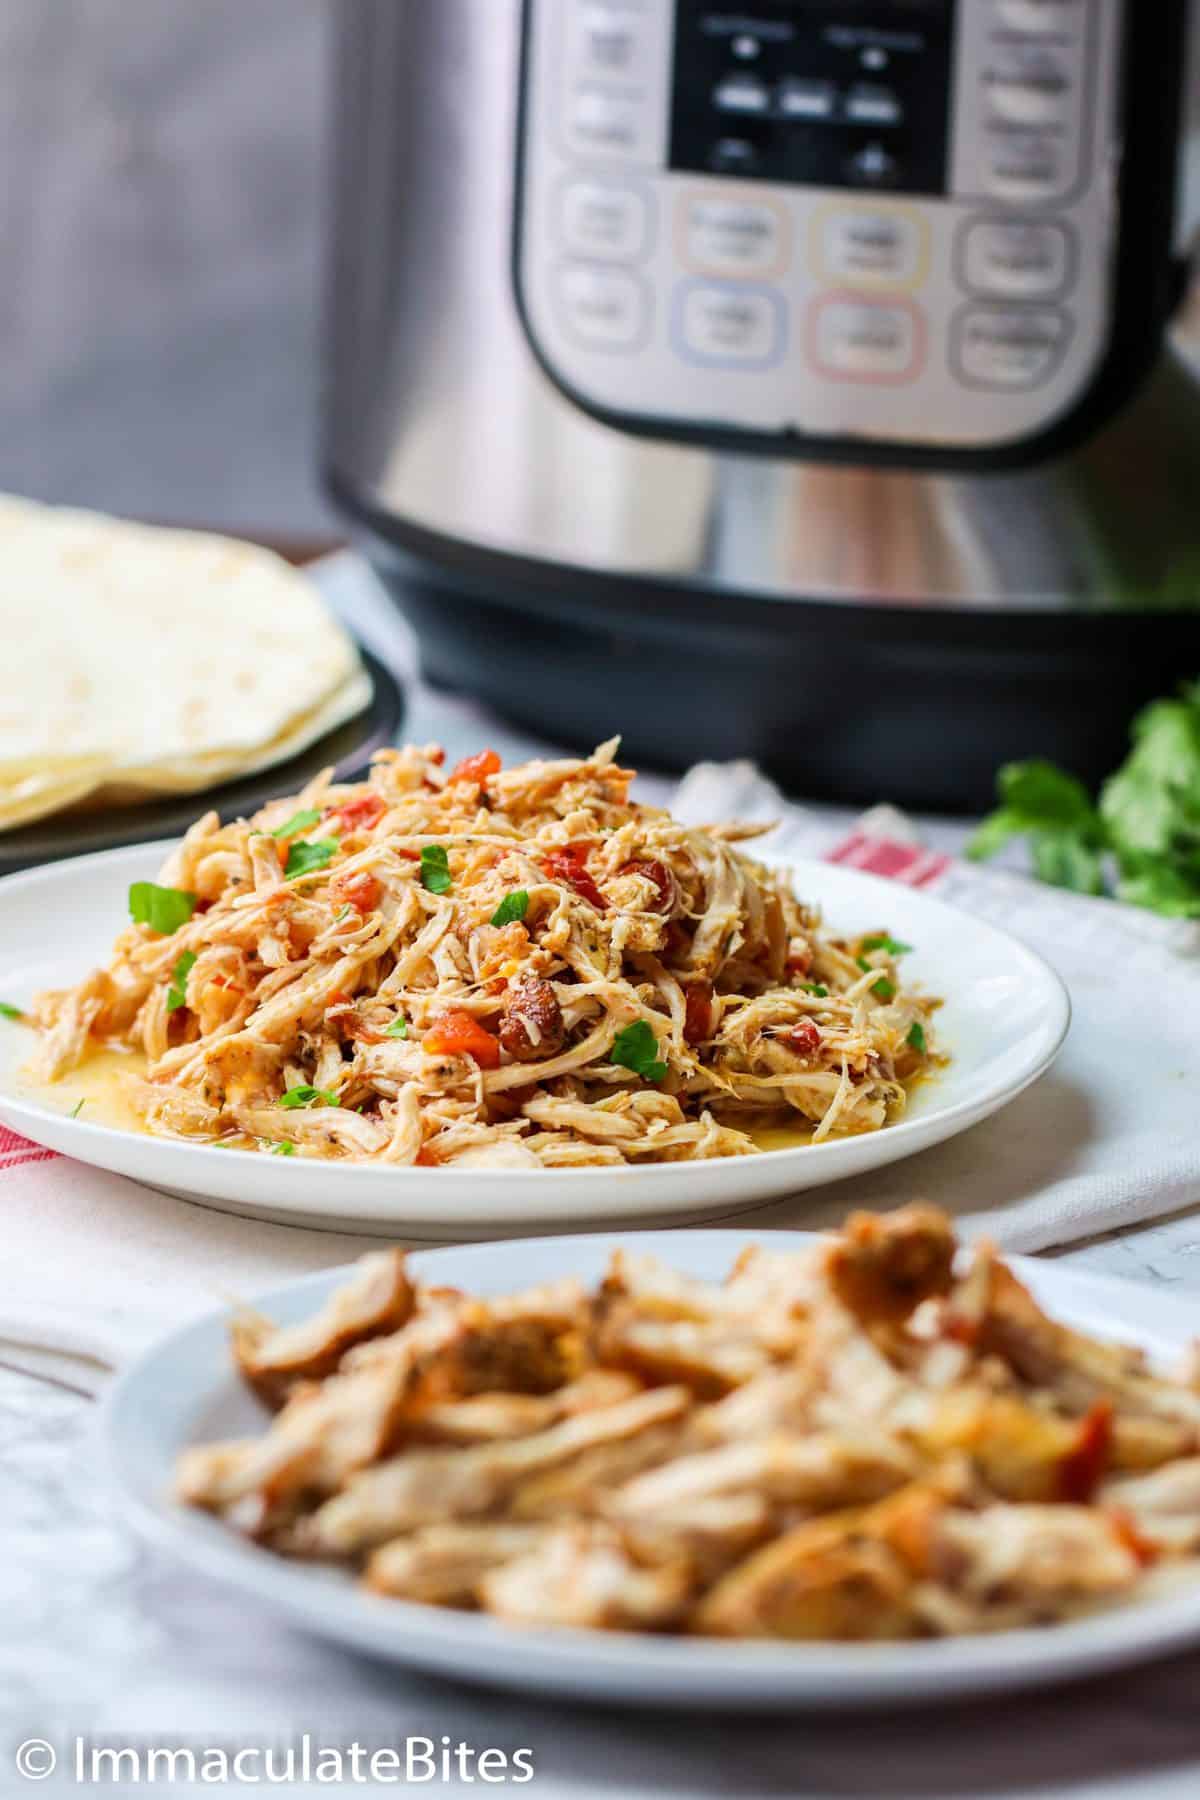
[
  {"xmin": 100, "ymin": 1230, "xmax": 1200, "ymax": 1713},
  {"xmin": 0, "ymin": 838, "xmax": 1071, "ymax": 1190}
]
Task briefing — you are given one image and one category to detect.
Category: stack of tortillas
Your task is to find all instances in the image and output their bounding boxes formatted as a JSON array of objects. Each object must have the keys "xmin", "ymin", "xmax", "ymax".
[{"xmin": 1, "ymin": 496, "xmax": 372, "ymax": 832}]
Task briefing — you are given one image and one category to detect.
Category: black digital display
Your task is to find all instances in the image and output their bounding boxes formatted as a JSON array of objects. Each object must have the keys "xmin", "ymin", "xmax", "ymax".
[{"xmin": 668, "ymin": 1, "xmax": 959, "ymax": 195}]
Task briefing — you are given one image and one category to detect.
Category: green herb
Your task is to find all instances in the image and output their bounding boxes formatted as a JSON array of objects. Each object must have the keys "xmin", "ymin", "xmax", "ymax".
[
  {"xmin": 284, "ymin": 839, "xmax": 338, "ymax": 881},
  {"xmin": 385, "ymin": 1016, "xmax": 409, "ymax": 1039},
  {"xmin": 166, "ymin": 950, "xmax": 197, "ymax": 1013},
  {"xmin": 907, "ymin": 1020, "xmax": 927, "ymax": 1054},
  {"xmin": 271, "ymin": 1140, "xmax": 295, "ymax": 1156},
  {"xmin": 856, "ymin": 957, "xmax": 895, "ymax": 1001},
  {"xmin": 801, "ymin": 983, "xmax": 829, "ymax": 998},
  {"xmin": 334, "ymin": 904, "xmax": 353, "ymax": 923},
  {"xmin": 861, "ymin": 934, "xmax": 913, "ymax": 958},
  {"xmin": 971, "ymin": 695, "xmax": 1200, "ymax": 919},
  {"xmin": 272, "ymin": 808, "xmax": 323, "ymax": 839},
  {"xmin": 610, "ymin": 1020, "xmax": 669, "ymax": 1083},
  {"xmin": 490, "ymin": 890, "xmax": 529, "ymax": 927},
  {"xmin": 0, "ymin": 1002, "xmax": 24, "ymax": 1021},
  {"xmin": 69, "ymin": 1098, "xmax": 85, "ymax": 1118},
  {"xmin": 420, "ymin": 844, "xmax": 452, "ymax": 895},
  {"xmin": 129, "ymin": 881, "xmax": 197, "ymax": 935},
  {"xmin": 278, "ymin": 1085, "xmax": 339, "ymax": 1110}
]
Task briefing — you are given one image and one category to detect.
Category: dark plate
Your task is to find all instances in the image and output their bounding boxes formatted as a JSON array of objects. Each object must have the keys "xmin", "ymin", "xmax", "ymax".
[{"xmin": 0, "ymin": 648, "xmax": 403, "ymax": 876}]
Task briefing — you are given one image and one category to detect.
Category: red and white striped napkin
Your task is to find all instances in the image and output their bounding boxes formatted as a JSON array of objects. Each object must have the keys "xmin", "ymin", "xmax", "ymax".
[{"xmin": 3, "ymin": 760, "xmax": 1199, "ymax": 1389}]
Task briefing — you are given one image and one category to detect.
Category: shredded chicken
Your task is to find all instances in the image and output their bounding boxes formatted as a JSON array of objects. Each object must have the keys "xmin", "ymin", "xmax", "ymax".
[
  {"xmin": 175, "ymin": 1206, "xmax": 1200, "ymax": 1639},
  {"xmin": 29, "ymin": 741, "xmax": 937, "ymax": 1164}
]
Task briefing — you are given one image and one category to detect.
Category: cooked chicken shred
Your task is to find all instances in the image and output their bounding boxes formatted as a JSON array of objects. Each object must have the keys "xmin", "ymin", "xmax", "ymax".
[
  {"xmin": 28, "ymin": 741, "xmax": 937, "ymax": 1163},
  {"xmin": 176, "ymin": 1206, "xmax": 1200, "ymax": 1639}
]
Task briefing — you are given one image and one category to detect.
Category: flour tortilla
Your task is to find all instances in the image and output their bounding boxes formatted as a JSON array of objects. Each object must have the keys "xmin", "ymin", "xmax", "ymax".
[{"xmin": 0, "ymin": 498, "xmax": 370, "ymax": 829}]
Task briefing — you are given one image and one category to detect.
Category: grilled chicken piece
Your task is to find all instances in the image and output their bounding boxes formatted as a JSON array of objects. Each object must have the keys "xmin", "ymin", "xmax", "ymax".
[
  {"xmin": 507, "ymin": 1422, "xmax": 686, "ymax": 1521},
  {"xmin": 1102, "ymin": 1458, "xmax": 1200, "ymax": 1553},
  {"xmin": 596, "ymin": 1310, "xmax": 773, "ymax": 1399},
  {"xmin": 930, "ymin": 1504, "xmax": 1141, "ymax": 1616},
  {"xmin": 693, "ymin": 1480, "xmax": 950, "ymax": 1641},
  {"xmin": 911, "ymin": 1389, "xmax": 1109, "ymax": 1504},
  {"xmin": 622, "ymin": 1493, "xmax": 773, "ymax": 1582},
  {"xmin": 305, "ymin": 1386, "xmax": 693, "ymax": 1555},
  {"xmin": 825, "ymin": 1205, "xmax": 957, "ymax": 1327},
  {"xmin": 365, "ymin": 1524, "xmax": 546, "ymax": 1606},
  {"xmin": 612, "ymin": 1431, "xmax": 918, "ymax": 1520},
  {"xmin": 232, "ymin": 1250, "xmax": 415, "ymax": 1409},
  {"xmin": 480, "ymin": 1523, "xmax": 693, "ymax": 1631},
  {"xmin": 408, "ymin": 1372, "xmax": 641, "ymax": 1446}
]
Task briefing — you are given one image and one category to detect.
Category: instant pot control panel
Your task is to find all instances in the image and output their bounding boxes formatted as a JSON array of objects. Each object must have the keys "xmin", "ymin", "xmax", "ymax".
[{"xmin": 515, "ymin": 0, "xmax": 1128, "ymax": 457}]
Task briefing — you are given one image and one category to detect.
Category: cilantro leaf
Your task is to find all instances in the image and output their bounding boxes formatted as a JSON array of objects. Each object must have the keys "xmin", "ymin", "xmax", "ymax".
[
  {"xmin": 271, "ymin": 1140, "xmax": 295, "ymax": 1156},
  {"xmin": 69, "ymin": 1098, "xmax": 85, "ymax": 1118},
  {"xmin": 856, "ymin": 957, "xmax": 895, "ymax": 1001},
  {"xmin": 490, "ymin": 890, "xmax": 529, "ymax": 927},
  {"xmin": 1116, "ymin": 855, "xmax": 1200, "ymax": 919},
  {"xmin": 284, "ymin": 839, "xmax": 338, "ymax": 881},
  {"xmin": 385, "ymin": 1017, "xmax": 409, "ymax": 1039},
  {"xmin": 610, "ymin": 1020, "xmax": 668, "ymax": 1083},
  {"xmin": 0, "ymin": 1001, "xmax": 24, "ymax": 1021},
  {"xmin": 273, "ymin": 808, "xmax": 323, "ymax": 839},
  {"xmin": 420, "ymin": 845, "xmax": 452, "ymax": 895},
  {"xmin": 278, "ymin": 1085, "xmax": 339, "ymax": 1110},
  {"xmin": 129, "ymin": 881, "xmax": 197, "ymax": 935},
  {"xmin": 166, "ymin": 950, "xmax": 197, "ymax": 1013},
  {"xmin": 801, "ymin": 983, "xmax": 828, "ymax": 998},
  {"xmin": 969, "ymin": 760, "xmax": 1105, "ymax": 864},
  {"xmin": 1030, "ymin": 829, "xmax": 1106, "ymax": 896},
  {"xmin": 861, "ymin": 934, "xmax": 912, "ymax": 957},
  {"xmin": 1101, "ymin": 697, "xmax": 1200, "ymax": 860},
  {"xmin": 907, "ymin": 1020, "xmax": 927, "ymax": 1054}
]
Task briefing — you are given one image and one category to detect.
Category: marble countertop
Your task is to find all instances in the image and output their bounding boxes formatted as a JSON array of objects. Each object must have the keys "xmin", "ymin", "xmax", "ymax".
[{"xmin": 4, "ymin": 557, "xmax": 1200, "ymax": 1799}]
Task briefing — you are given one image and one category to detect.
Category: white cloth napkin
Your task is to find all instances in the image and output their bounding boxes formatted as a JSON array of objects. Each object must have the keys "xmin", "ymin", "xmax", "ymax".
[{"xmin": 4, "ymin": 756, "xmax": 1199, "ymax": 1391}]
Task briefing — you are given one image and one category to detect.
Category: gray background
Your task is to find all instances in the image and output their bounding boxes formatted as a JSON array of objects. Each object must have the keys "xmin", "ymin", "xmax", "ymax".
[{"xmin": 0, "ymin": 0, "xmax": 332, "ymax": 534}]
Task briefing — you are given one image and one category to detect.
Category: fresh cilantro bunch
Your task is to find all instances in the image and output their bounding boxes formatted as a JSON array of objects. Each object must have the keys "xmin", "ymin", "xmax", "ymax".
[{"xmin": 969, "ymin": 685, "xmax": 1200, "ymax": 918}]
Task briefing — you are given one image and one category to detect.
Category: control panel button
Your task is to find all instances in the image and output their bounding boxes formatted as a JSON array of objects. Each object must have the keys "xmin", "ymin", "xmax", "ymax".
[
  {"xmin": 571, "ymin": 3, "xmax": 645, "ymax": 77},
  {"xmin": 565, "ymin": 90, "xmax": 647, "ymax": 159},
  {"xmin": 675, "ymin": 282, "xmax": 784, "ymax": 366},
  {"xmin": 994, "ymin": 0, "xmax": 1084, "ymax": 33},
  {"xmin": 776, "ymin": 77, "xmax": 836, "ymax": 121},
  {"xmin": 681, "ymin": 195, "xmax": 786, "ymax": 276},
  {"xmin": 981, "ymin": 129, "xmax": 1073, "ymax": 201},
  {"xmin": 559, "ymin": 180, "xmax": 650, "ymax": 261},
  {"xmin": 984, "ymin": 51, "xmax": 1073, "ymax": 127},
  {"xmin": 811, "ymin": 298, "xmax": 921, "ymax": 381},
  {"xmin": 845, "ymin": 142, "xmax": 902, "ymax": 188},
  {"xmin": 844, "ymin": 84, "xmax": 904, "ymax": 128},
  {"xmin": 819, "ymin": 209, "xmax": 925, "ymax": 288},
  {"xmin": 553, "ymin": 264, "xmax": 650, "ymax": 349},
  {"xmin": 953, "ymin": 305, "xmax": 1069, "ymax": 387},
  {"xmin": 961, "ymin": 219, "xmax": 1071, "ymax": 298},
  {"xmin": 708, "ymin": 136, "xmax": 761, "ymax": 176},
  {"xmin": 714, "ymin": 73, "xmax": 770, "ymax": 116}
]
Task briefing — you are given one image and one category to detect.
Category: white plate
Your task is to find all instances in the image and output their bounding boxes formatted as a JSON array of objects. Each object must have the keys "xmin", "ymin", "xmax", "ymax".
[
  {"xmin": 0, "ymin": 840, "xmax": 1069, "ymax": 1237},
  {"xmin": 103, "ymin": 1230, "xmax": 1200, "ymax": 1711}
]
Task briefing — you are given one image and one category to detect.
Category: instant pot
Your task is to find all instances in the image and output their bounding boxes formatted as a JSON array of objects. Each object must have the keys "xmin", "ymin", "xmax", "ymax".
[{"xmin": 325, "ymin": 0, "xmax": 1200, "ymax": 809}]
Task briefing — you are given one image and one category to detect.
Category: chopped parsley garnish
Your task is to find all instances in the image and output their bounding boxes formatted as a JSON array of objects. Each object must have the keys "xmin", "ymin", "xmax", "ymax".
[
  {"xmin": 271, "ymin": 1140, "xmax": 295, "ymax": 1156},
  {"xmin": 166, "ymin": 951, "xmax": 197, "ymax": 1013},
  {"xmin": 0, "ymin": 1001, "xmax": 24, "ymax": 1021},
  {"xmin": 272, "ymin": 808, "xmax": 323, "ymax": 839},
  {"xmin": 385, "ymin": 1017, "xmax": 409, "ymax": 1039},
  {"xmin": 801, "ymin": 983, "xmax": 828, "ymax": 998},
  {"xmin": 856, "ymin": 957, "xmax": 895, "ymax": 1001},
  {"xmin": 129, "ymin": 881, "xmax": 197, "ymax": 935},
  {"xmin": 861, "ymin": 934, "xmax": 913, "ymax": 958},
  {"xmin": 420, "ymin": 845, "xmax": 452, "ymax": 895},
  {"xmin": 284, "ymin": 839, "xmax": 338, "ymax": 881},
  {"xmin": 490, "ymin": 890, "xmax": 529, "ymax": 928},
  {"xmin": 278, "ymin": 1085, "xmax": 339, "ymax": 1110},
  {"xmin": 907, "ymin": 1021, "xmax": 928, "ymax": 1054},
  {"xmin": 69, "ymin": 1098, "xmax": 85, "ymax": 1118},
  {"xmin": 610, "ymin": 1020, "xmax": 668, "ymax": 1083}
]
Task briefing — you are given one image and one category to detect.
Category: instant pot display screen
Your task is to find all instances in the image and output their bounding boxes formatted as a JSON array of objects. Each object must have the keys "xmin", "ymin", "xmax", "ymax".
[{"xmin": 668, "ymin": 1, "xmax": 959, "ymax": 194}]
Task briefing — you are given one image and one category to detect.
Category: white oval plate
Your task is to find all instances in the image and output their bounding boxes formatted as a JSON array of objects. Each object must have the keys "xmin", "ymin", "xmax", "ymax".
[
  {"xmin": 0, "ymin": 841, "xmax": 1069, "ymax": 1237},
  {"xmin": 103, "ymin": 1230, "xmax": 1200, "ymax": 1711}
]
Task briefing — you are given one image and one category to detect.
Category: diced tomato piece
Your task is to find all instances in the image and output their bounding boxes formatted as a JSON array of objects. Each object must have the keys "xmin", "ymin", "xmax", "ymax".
[
  {"xmin": 415, "ymin": 1143, "xmax": 442, "ymax": 1167},
  {"xmin": 542, "ymin": 844, "xmax": 608, "ymax": 912},
  {"xmin": 619, "ymin": 858, "xmax": 677, "ymax": 915},
  {"xmin": 448, "ymin": 748, "xmax": 501, "ymax": 786},
  {"xmin": 331, "ymin": 870, "xmax": 381, "ymax": 913},
  {"xmin": 683, "ymin": 981, "xmax": 714, "ymax": 1045},
  {"xmin": 427, "ymin": 748, "xmax": 446, "ymax": 767},
  {"xmin": 1107, "ymin": 1506, "xmax": 1158, "ymax": 1568},
  {"xmin": 786, "ymin": 948, "xmax": 814, "ymax": 979},
  {"xmin": 784, "ymin": 1019, "xmax": 822, "ymax": 1057},
  {"xmin": 422, "ymin": 1009, "xmax": 502, "ymax": 1070},
  {"xmin": 327, "ymin": 793, "xmax": 386, "ymax": 832},
  {"xmin": 1058, "ymin": 1401, "xmax": 1113, "ymax": 1503}
]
